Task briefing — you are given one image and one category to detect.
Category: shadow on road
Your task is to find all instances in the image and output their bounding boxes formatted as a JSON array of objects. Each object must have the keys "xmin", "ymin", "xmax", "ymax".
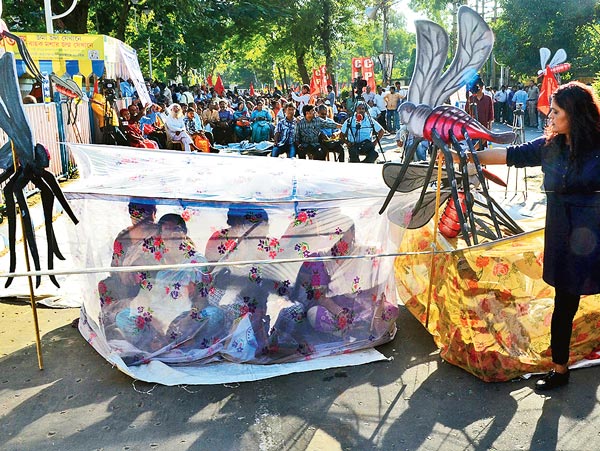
[{"xmin": 1, "ymin": 305, "xmax": 600, "ymax": 450}]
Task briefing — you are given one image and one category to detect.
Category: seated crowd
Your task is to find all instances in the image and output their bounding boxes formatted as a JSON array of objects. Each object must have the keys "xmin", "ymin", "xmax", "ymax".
[{"xmin": 94, "ymin": 79, "xmax": 391, "ymax": 163}]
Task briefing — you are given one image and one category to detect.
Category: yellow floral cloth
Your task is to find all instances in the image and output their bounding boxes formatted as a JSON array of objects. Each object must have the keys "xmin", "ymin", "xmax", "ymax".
[{"xmin": 395, "ymin": 225, "xmax": 600, "ymax": 382}]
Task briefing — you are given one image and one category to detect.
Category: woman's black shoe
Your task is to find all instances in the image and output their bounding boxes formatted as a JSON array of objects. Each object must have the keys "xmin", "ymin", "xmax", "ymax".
[{"xmin": 535, "ymin": 369, "xmax": 570, "ymax": 391}]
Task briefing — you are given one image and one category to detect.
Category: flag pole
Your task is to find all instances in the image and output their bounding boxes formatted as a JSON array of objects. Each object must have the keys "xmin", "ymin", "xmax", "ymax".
[{"xmin": 425, "ymin": 152, "xmax": 444, "ymax": 329}]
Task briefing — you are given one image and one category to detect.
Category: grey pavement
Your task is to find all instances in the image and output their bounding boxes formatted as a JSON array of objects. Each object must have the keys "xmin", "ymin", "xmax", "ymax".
[{"xmin": 2, "ymin": 303, "xmax": 600, "ymax": 451}]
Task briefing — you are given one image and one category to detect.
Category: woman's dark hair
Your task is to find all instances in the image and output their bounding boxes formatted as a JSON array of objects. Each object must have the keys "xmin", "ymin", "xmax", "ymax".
[
  {"xmin": 128, "ymin": 201, "xmax": 157, "ymax": 222},
  {"xmin": 546, "ymin": 81, "xmax": 600, "ymax": 163},
  {"xmin": 227, "ymin": 207, "xmax": 268, "ymax": 227},
  {"xmin": 158, "ymin": 213, "xmax": 187, "ymax": 234}
]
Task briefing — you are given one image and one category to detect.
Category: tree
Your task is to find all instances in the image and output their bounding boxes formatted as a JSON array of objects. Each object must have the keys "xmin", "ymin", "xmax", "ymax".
[{"xmin": 493, "ymin": 0, "xmax": 599, "ymax": 80}]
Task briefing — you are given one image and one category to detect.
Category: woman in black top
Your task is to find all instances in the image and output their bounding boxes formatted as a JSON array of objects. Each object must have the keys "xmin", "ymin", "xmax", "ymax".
[{"xmin": 460, "ymin": 82, "xmax": 600, "ymax": 390}]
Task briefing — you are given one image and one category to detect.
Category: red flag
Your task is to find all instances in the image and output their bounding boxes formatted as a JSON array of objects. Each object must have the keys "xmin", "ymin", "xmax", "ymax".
[
  {"xmin": 538, "ymin": 67, "xmax": 558, "ymax": 116},
  {"xmin": 214, "ymin": 75, "xmax": 225, "ymax": 96},
  {"xmin": 352, "ymin": 57, "xmax": 376, "ymax": 92},
  {"xmin": 207, "ymin": 75, "xmax": 214, "ymax": 87},
  {"xmin": 319, "ymin": 65, "xmax": 328, "ymax": 94},
  {"xmin": 310, "ymin": 68, "xmax": 321, "ymax": 98},
  {"xmin": 93, "ymin": 78, "xmax": 99, "ymax": 94},
  {"xmin": 249, "ymin": 82, "xmax": 255, "ymax": 97}
]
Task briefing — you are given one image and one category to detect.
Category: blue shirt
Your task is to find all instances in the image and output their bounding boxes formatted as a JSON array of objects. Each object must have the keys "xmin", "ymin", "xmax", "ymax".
[
  {"xmin": 275, "ymin": 117, "xmax": 296, "ymax": 146},
  {"xmin": 341, "ymin": 114, "xmax": 383, "ymax": 143},
  {"xmin": 512, "ymin": 90, "xmax": 528, "ymax": 110},
  {"xmin": 120, "ymin": 81, "xmax": 135, "ymax": 98}
]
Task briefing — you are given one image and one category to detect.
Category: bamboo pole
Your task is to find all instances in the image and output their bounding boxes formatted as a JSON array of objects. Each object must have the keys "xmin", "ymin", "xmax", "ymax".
[
  {"xmin": 10, "ymin": 141, "xmax": 44, "ymax": 370},
  {"xmin": 425, "ymin": 152, "xmax": 445, "ymax": 329}
]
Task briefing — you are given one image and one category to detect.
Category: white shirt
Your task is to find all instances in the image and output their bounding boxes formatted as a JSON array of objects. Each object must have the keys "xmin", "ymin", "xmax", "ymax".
[
  {"xmin": 165, "ymin": 114, "xmax": 185, "ymax": 132},
  {"xmin": 494, "ymin": 90, "xmax": 507, "ymax": 103},
  {"xmin": 363, "ymin": 91, "xmax": 375, "ymax": 104},
  {"xmin": 291, "ymin": 92, "xmax": 310, "ymax": 115},
  {"xmin": 374, "ymin": 93, "xmax": 386, "ymax": 111}
]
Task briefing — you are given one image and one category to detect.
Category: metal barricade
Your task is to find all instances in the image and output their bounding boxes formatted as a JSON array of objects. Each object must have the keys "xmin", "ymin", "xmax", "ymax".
[{"xmin": 0, "ymin": 101, "xmax": 93, "ymax": 196}]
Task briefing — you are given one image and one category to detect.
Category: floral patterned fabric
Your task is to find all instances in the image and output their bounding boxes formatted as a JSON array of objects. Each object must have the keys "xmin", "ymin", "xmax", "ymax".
[
  {"xmin": 65, "ymin": 145, "xmax": 411, "ymax": 369},
  {"xmin": 396, "ymin": 225, "xmax": 600, "ymax": 382}
]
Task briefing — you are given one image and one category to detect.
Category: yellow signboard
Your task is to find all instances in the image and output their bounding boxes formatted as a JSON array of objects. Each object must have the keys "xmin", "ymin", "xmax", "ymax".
[
  {"xmin": 6, "ymin": 33, "xmax": 105, "ymax": 60},
  {"xmin": 3, "ymin": 33, "xmax": 106, "ymax": 77}
]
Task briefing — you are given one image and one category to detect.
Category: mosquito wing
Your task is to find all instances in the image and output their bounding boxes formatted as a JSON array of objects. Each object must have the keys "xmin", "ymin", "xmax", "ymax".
[
  {"xmin": 0, "ymin": 52, "xmax": 35, "ymax": 170},
  {"xmin": 408, "ymin": 191, "xmax": 451, "ymax": 229},
  {"xmin": 382, "ymin": 162, "xmax": 448, "ymax": 193},
  {"xmin": 548, "ymin": 49, "xmax": 567, "ymax": 68},
  {"xmin": 406, "ymin": 20, "xmax": 449, "ymax": 106},
  {"xmin": 430, "ymin": 6, "xmax": 494, "ymax": 107},
  {"xmin": 539, "ymin": 47, "xmax": 551, "ymax": 70}
]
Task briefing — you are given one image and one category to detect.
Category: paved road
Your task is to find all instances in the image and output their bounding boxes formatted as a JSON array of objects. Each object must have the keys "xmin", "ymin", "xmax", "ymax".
[{"xmin": 2, "ymin": 301, "xmax": 600, "ymax": 451}]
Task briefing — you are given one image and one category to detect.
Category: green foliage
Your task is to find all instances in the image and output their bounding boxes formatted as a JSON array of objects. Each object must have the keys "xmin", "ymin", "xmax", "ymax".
[
  {"xmin": 3, "ymin": 0, "xmax": 46, "ymax": 32},
  {"xmin": 493, "ymin": 0, "xmax": 599, "ymax": 80},
  {"xmin": 2, "ymin": 0, "xmax": 416, "ymax": 87},
  {"xmin": 593, "ymin": 72, "xmax": 600, "ymax": 99}
]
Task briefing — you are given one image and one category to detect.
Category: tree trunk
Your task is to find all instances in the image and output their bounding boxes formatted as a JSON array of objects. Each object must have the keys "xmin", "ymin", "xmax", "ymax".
[
  {"xmin": 56, "ymin": 0, "xmax": 91, "ymax": 33},
  {"xmin": 115, "ymin": 0, "xmax": 131, "ymax": 41},
  {"xmin": 320, "ymin": 0, "xmax": 336, "ymax": 89},
  {"xmin": 294, "ymin": 47, "xmax": 310, "ymax": 85},
  {"xmin": 283, "ymin": 66, "xmax": 289, "ymax": 91},
  {"xmin": 276, "ymin": 64, "xmax": 285, "ymax": 90}
]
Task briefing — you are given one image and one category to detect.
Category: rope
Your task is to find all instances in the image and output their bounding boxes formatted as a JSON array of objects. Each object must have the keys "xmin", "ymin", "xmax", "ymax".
[
  {"xmin": 0, "ymin": 248, "xmax": 449, "ymax": 280},
  {"xmin": 425, "ymin": 152, "xmax": 444, "ymax": 329}
]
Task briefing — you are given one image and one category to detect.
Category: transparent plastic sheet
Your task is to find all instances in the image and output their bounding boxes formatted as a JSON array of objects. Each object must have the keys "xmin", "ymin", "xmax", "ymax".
[
  {"xmin": 64, "ymin": 145, "xmax": 412, "ymax": 370},
  {"xmin": 396, "ymin": 225, "xmax": 600, "ymax": 382}
]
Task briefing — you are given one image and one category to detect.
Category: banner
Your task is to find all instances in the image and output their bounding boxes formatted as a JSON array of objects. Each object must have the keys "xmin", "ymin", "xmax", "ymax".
[
  {"xmin": 537, "ymin": 67, "xmax": 558, "ymax": 116},
  {"xmin": 310, "ymin": 68, "xmax": 321, "ymax": 98},
  {"xmin": 351, "ymin": 57, "xmax": 377, "ymax": 92},
  {"xmin": 214, "ymin": 75, "xmax": 225, "ymax": 96},
  {"xmin": 319, "ymin": 65, "xmax": 330, "ymax": 91},
  {"xmin": 4, "ymin": 33, "xmax": 105, "ymax": 77},
  {"xmin": 310, "ymin": 65, "xmax": 331, "ymax": 101},
  {"xmin": 118, "ymin": 42, "xmax": 151, "ymax": 105}
]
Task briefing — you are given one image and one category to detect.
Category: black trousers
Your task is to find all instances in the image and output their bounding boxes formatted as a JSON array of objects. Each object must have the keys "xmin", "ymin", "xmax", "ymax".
[
  {"xmin": 550, "ymin": 288, "xmax": 581, "ymax": 365},
  {"xmin": 348, "ymin": 140, "xmax": 378, "ymax": 163},
  {"xmin": 321, "ymin": 140, "xmax": 345, "ymax": 162},
  {"xmin": 377, "ymin": 111, "xmax": 387, "ymax": 130},
  {"xmin": 298, "ymin": 143, "xmax": 326, "ymax": 160}
]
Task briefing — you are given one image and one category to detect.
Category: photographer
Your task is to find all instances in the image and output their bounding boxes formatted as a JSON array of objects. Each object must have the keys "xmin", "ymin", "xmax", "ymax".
[
  {"xmin": 340, "ymin": 102, "xmax": 384, "ymax": 163},
  {"xmin": 512, "ymin": 84, "xmax": 528, "ymax": 114},
  {"xmin": 91, "ymin": 79, "xmax": 127, "ymax": 145},
  {"xmin": 467, "ymin": 81, "xmax": 494, "ymax": 149}
]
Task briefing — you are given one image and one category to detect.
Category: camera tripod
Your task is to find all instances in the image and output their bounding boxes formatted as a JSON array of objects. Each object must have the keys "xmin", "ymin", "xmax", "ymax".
[
  {"xmin": 100, "ymin": 97, "xmax": 127, "ymax": 146},
  {"xmin": 505, "ymin": 107, "xmax": 528, "ymax": 200}
]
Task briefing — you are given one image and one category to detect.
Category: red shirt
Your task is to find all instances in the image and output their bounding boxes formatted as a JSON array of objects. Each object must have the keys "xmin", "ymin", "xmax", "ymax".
[{"xmin": 468, "ymin": 93, "xmax": 494, "ymax": 127}]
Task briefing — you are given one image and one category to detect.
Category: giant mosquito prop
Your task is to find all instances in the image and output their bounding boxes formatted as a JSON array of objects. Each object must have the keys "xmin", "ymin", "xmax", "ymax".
[
  {"xmin": 379, "ymin": 6, "xmax": 524, "ymax": 245},
  {"xmin": 0, "ymin": 50, "xmax": 79, "ymax": 288}
]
